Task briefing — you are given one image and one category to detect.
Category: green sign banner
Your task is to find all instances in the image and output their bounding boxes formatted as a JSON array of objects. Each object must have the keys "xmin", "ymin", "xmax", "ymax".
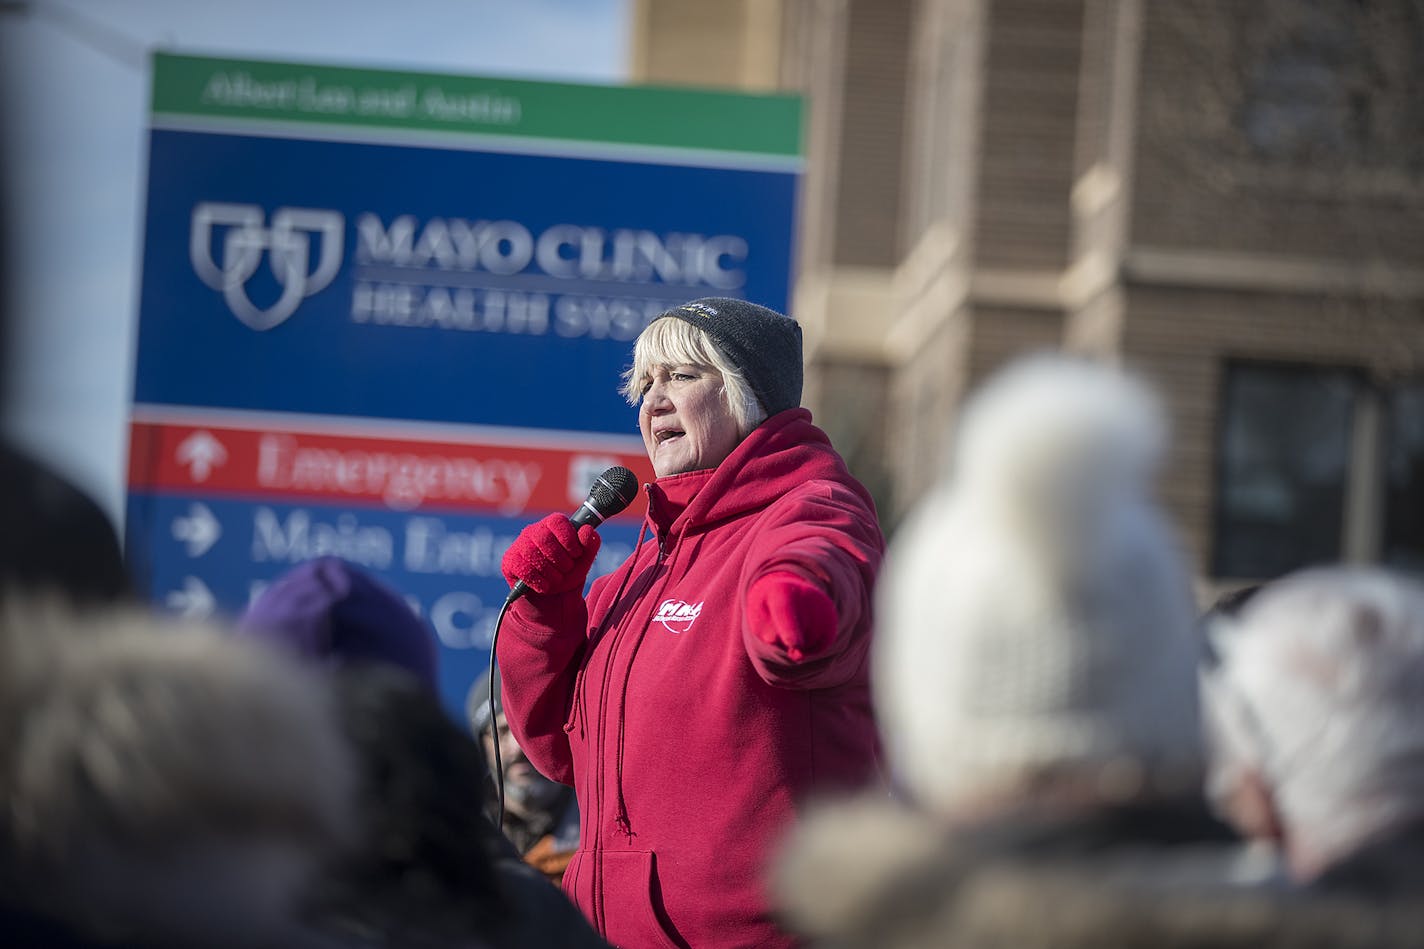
[{"xmin": 151, "ymin": 52, "xmax": 802, "ymax": 162}]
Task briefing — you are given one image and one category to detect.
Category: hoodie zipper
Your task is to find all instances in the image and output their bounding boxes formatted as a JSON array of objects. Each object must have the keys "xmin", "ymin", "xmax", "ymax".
[
  {"xmin": 612, "ymin": 531, "xmax": 670, "ymax": 835},
  {"xmin": 597, "ymin": 529, "xmax": 669, "ymax": 835},
  {"xmin": 590, "ymin": 522, "xmax": 671, "ymax": 934}
]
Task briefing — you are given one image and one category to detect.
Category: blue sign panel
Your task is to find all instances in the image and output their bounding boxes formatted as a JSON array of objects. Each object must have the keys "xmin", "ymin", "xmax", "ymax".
[
  {"xmin": 128, "ymin": 490, "xmax": 644, "ymax": 721},
  {"xmin": 133, "ymin": 130, "xmax": 798, "ymax": 433}
]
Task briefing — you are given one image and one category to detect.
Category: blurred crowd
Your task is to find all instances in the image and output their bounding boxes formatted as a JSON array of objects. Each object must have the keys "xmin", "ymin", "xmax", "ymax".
[
  {"xmin": 5, "ymin": 351, "xmax": 1424, "ymax": 947},
  {"xmin": 0, "ymin": 441, "xmax": 607, "ymax": 948},
  {"xmin": 775, "ymin": 356, "xmax": 1424, "ymax": 946}
]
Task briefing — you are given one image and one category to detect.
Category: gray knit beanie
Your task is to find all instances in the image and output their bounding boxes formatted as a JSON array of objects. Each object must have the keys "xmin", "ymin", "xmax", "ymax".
[{"xmin": 656, "ymin": 297, "xmax": 803, "ymax": 416}]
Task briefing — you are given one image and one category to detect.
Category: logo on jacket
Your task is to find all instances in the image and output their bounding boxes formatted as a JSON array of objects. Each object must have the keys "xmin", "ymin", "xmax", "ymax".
[
  {"xmin": 653, "ymin": 599, "xmax": 703, "ymax": 634},
  {"xmin": 191, "ymin": 202, "xmax": 344, "ymax": 331}
]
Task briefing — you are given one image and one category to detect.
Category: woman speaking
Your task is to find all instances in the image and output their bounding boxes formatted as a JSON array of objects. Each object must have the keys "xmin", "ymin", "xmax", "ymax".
[{"xmin": 496, "ymin": 297, "xmax": 884, "ymax": 947}]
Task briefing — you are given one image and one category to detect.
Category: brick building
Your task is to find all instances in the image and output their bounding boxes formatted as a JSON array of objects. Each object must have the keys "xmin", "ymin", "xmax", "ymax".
[{"xmin": 630, "ymin": 0, "xmax": 1424, "ymax": 588}]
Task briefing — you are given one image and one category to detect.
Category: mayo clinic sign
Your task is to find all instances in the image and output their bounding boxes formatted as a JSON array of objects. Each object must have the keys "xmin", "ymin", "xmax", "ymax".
[
  {"xmin": 126, "ymin": 53, "xmax": 802, "ymax": 717},
  {"xmin": 190, "ymin": 203, "xmax": 753, "ymax": 335}
]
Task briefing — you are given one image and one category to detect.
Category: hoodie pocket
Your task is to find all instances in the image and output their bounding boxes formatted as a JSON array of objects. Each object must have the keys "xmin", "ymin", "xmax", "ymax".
[{"xmin": 600, "ymin": 849, "xmax": 685, "ymax": 949}]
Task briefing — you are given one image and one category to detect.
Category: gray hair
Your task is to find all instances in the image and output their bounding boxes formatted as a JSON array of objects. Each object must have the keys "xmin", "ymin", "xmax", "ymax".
[
  {"xmin": 0, "ymin": 597, "xmax": 357, "ymax": 947},
  {"xmin": 1210, "ymin": 566, "xmax": 1424, "ymax": 877},
  {"xmin": 620, "ymin": 316, "xmax": 767, "ymax": 437}
]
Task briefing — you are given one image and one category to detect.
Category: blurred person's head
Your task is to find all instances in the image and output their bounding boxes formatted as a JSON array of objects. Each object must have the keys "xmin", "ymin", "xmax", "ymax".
[
  {"xmin": 0, "ymin": 597, "xmax": 356, "ymax": 949},
  {"xmin": 468, "ymin": 666, "xmax": 571, "ymax": 840},
  {"xmin": 874, "ymin": 353, "xmax": 1202, "ymax": 820},
  {"xmin": 0, "ymin": 441, "xmax": 130, "ymax": 606},
  {"xmin": 237, "ymin": 556, "xmax": 438, "ymax": 690},
  {"xmin": 304, "ymin": 663, "xmax": 505, "ymax": 944},
  {"xmin": 1205, "ymin": 566, "xmax": 1424, "ymax": 882}
]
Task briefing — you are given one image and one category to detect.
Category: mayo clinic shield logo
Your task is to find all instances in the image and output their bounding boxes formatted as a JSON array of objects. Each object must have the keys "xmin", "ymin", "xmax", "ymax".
[{"xmin": 190, "ymin": 203, "xmax": 343, "ymax": 331}]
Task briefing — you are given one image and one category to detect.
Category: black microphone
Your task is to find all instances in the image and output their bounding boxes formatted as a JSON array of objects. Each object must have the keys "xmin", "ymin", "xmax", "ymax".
[{"xmin": 506, "ymin": 465, "xmax": 639, "ymax": 603}]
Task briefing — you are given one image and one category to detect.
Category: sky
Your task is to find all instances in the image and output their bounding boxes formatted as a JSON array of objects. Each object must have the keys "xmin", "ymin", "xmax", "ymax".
[{"xmin": 0, "ymin": 0, "xmax": 630, "ymax": 524}]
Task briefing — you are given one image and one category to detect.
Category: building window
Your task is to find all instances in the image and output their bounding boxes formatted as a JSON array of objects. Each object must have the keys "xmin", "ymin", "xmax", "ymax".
[
  {"xmin": 1242, "ymin": 5, "xmax": 1358, "ymax": 160},
  {"xmin": 1214, "ymin": 361, "xmax": 1424, "ymax": 581},
  {"xmin": 1236, "ymin": 0, "xmax": 1424, "ymax": 171},
  {"xmin": 1213, "ymin": 363, "xmax": 1356, "ymax": 579}
]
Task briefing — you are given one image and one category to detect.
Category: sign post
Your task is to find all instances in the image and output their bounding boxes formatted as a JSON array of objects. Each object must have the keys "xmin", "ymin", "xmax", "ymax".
[{"xmin": 126, "ymin": 52, "xmax": 802, "ymax": 718}]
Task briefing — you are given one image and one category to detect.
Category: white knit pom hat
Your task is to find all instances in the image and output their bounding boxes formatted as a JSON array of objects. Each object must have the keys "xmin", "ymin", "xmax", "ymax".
[{"xmin": 874, "ymin": 354, "xmax": 1204, "ymax": 815}]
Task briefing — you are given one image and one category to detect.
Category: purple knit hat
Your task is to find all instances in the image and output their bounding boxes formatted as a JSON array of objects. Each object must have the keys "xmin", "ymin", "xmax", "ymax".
[{"xmin": 238, "ymin": 557, "xmax": 438, "ymax": 690}]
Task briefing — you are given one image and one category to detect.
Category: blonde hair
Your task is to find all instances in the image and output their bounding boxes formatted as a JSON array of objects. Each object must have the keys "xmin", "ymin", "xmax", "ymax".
[{"xmin": 620, "ymin": 316, "xmax": 767, "ymax": 436}]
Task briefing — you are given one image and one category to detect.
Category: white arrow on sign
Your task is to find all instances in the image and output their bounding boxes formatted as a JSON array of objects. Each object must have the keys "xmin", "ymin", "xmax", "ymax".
[
  {"xmin": 171, "ymin": 502, "xmax": 221, "ymax": 557},
  {"xmin": 166, "ymin": 576, "xmax": 215, "ymax": 618},
  {"xmin": 175, "ymin": 430, "xmax": 228, "ymax": 482}
]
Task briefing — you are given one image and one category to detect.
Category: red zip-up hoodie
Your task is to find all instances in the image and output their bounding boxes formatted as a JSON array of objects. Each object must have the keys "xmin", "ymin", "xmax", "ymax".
[{"xmin": 497, "ymin": 409, "xmax": 884, "ymax": 948}]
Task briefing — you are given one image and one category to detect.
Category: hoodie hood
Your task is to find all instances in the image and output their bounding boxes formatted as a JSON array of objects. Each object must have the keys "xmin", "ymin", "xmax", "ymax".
[{"xmin": 651, "ymin": 408, "xmax": 875, "ymax": 534}]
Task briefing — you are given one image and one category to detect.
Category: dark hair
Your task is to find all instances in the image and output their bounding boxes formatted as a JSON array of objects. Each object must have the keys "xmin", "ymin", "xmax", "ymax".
[
  {"xmin": 1198, "ymin": 583, "xmax": 1265, "ymax": 670},
  {"xmin": 307, "ymin": 664, "xmax": 506, "ymax": 944},
  {"xmin": 1207, "ymin": 584, "xmax": 1264, "ymax": 621},
  {"xmin": 0, "ymin": 442, "xmax": 130, "ymax": 605}
]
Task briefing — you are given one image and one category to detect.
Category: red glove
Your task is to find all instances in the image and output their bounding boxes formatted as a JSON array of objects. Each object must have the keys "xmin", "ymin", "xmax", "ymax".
[
  {"xmin": 747, "ymin": 572, "xmax": 838, "ymax": 661},
  {"xmin": 501, "ymin": 514, "xmax": 602, "ymax": 595}
]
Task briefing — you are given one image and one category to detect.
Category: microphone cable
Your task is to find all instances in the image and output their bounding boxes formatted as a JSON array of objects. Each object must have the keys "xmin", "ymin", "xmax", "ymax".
[{"xmin": 485, "ymin": 590, "xmax": 517, "ymax": 832}]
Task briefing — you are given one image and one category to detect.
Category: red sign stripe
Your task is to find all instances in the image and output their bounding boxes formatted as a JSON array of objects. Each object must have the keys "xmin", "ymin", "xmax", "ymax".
[{"xmin": 128, "ymin": 420, "xmax": 652, "ymax": 519}]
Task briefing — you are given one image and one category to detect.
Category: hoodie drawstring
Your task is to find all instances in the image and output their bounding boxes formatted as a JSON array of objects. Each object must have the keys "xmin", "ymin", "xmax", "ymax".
[{"xmin": 566, "ymin": 520, "xmax": 648, "ymax": 735}]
